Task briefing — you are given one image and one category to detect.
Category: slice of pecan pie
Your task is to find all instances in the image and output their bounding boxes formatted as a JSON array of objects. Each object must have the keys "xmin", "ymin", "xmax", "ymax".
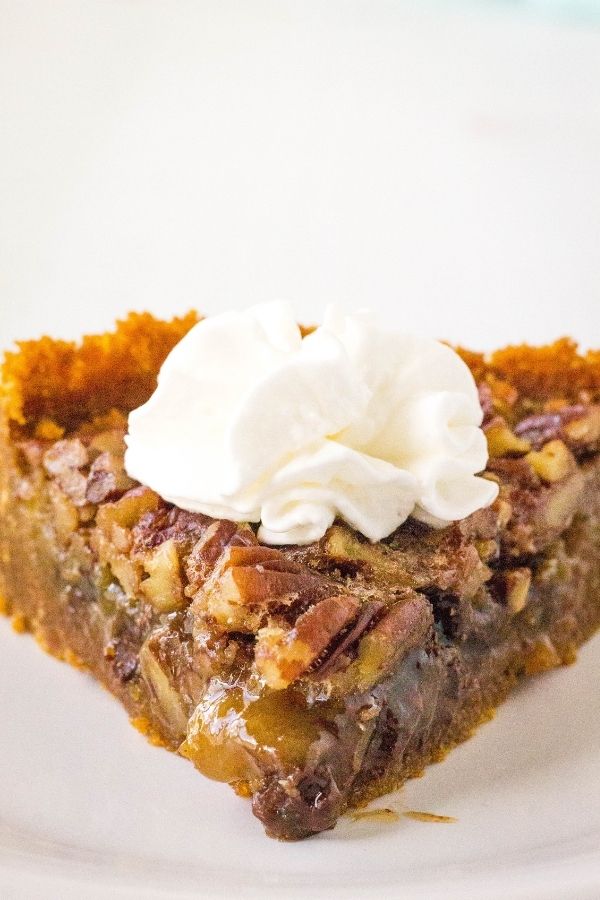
[{"xmin": 1, "ymin": 313, "xmax": 599, "ymax": 839}]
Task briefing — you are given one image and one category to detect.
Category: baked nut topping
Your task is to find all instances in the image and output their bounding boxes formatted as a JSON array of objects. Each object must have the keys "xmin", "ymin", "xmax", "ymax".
[
  {"xmin": 86, "ymin": 450, "xmax": 136, "ymax": 503},
  {"xmin": 504, "ymin": 567, "xmax": 532, "ymax": 614},
  {"xmin": 486, "ymin": 420, "xmax": 531, "ymax": 458},
  {"xmin": 140, "ymin": 539, "xmax": 185, "ymax": 613},
  {"xmin": 526, "ymin": 440, "xmax": 576, "ymax": 484}
]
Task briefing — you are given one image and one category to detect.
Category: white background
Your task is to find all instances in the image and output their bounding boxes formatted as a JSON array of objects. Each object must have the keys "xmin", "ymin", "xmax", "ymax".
[
  {"xmin": 1, "ymin": 0, "xmax": 599, "ymax": 350},
  {"xmin": 1, "ymin": 4, "xmax": 600, "ymax": 898}
]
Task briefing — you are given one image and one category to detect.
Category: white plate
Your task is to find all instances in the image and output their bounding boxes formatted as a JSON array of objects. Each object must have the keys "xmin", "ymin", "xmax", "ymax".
[
  {"xmin": 1, "ymin": 2, "xmax": 600, "ymax": 898},
  {"xmin": 1, "ymin": 621, "xmax": 599, "ymax": 900}
]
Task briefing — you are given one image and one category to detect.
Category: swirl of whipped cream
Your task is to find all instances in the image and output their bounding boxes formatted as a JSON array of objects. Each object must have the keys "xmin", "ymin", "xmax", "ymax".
[{"xmin": 124, "ymin": 302, "xmax": 498, "ymax": 545}]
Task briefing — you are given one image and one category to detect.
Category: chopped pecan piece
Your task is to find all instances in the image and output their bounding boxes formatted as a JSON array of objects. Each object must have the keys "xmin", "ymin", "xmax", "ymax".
[
  {"xmin": 86, "ymin": 450, "xmax": 136, "ymax": 503},
  {"xmin": 97, "ymin": 486, "xmax": 162, "ymax": 537},
  {"xmin": 488, "ymin": 455, "xmax": 541, "ymax": 490},
  {"xmin": 485, "ymin": 419, "xmax": 531, "ymax": 458},
  {"xmin": 140, "ymin": 538, "xmax": 185, "ymax": 613},
  {"xmin": 304, "ymin": 522, "xmax": 492, "ymax": 600},
  {"xmin": 493, "ymin": 463, "xmax": 585, "ymax": 558},
  {"xmin": 255, "ymin": 594, "xmax": 362, "ymax": 689},
  {"xmin": 55, "ymin": 468, "xmax": 89, "ymax": 506},
  {"xmin": 542, "ymin": 469, "xmax": 585, "ymax": 529},
  {"xmin": 312, "ymin": 524, "xmax": 424, "ymax": 584},
  {"xmin": 504, "ymin": 567, "xmax": 532, "ymax": 614},
  {"xmin": 526, "ymin": 440, "xmax": 575, "ymax": 484},
  {"xmin": 477, "ymin": 382, "xmax": 494, "ymax": 423},
  {"xmin": 319, "ymin": 525, "xmax": 385, "ymax": 575},
  {"xmin": 222, "ymin": 545, "xmax": 283, "ymax": 569},
  {"xmin": 93, "ymin": 488, "xmax": 162, "ymax": 598},
  {"xmin": 42, "ymin": 437, "xmax": 90, "ymax": 505},
  {"xmin": 42, "ymin": 438, "xmax": 88, "ymax": 475},
  {"xmin": 523, "ymin": 636, "xmax": 562, "ymax": 676},
  {"xmin": 132, "ymin": 506, "xmax": 210, "ymax": 553},
  {"xmin": 203, "ymin": 545, "xmax": 324, "ymax": 633},
  {"xmin": 562, "ymin": 406, "xmax": 600, "ymax": 450},
  {"xmin": 139, "ymin": 631, "xmax": 189, "ymax": 737}
]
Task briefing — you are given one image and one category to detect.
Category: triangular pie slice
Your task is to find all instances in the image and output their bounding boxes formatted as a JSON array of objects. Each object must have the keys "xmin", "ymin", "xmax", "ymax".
[{"xmin": 1, "ymin": 313, "xmax": 599, "ymax": 839}]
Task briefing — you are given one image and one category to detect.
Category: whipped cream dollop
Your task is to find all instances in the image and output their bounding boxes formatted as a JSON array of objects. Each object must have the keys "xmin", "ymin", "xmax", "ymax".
[{"xmin": 125, "ymin": 303, "xmax": 498, "ymax": 545}]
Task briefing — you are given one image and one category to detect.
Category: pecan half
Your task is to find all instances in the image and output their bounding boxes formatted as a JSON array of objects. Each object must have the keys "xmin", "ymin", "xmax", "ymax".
[
  {"xmin": 255, "ymin": 594, "xmax": 362, "ymax": 689},
  {"xmin": 325, "ymin": 592, "xmax": 433, "ymax": 696},
  {"xmin": 201, "ymin": 545, "xmax": 326, "ymax": 633},
  {"xmin": 184, "ymin": 521, "xmax": 257, "ymax": 593},
  {"xmin": 311, "ymin": 600, "xmax": 385, "ymax": 679}
]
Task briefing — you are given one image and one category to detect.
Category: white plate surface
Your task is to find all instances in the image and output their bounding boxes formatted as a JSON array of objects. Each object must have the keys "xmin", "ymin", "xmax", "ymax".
[
  {"xmin": 1, "ymin": 622, "xmax": 599, "ymax": 900},
  {"xmin": 1, "ymin": 2, "xmax": 600, "ymax": 898}
]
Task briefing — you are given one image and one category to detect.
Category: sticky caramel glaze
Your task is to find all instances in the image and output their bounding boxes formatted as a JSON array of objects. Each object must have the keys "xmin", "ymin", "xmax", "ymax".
[
  {"xmin": 253, "ymin": 510, "xmax": 600, "ymax": 837},
  {"xmin": 182, "ymin": 495, "xmax": 600, "ymax": 839}
]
